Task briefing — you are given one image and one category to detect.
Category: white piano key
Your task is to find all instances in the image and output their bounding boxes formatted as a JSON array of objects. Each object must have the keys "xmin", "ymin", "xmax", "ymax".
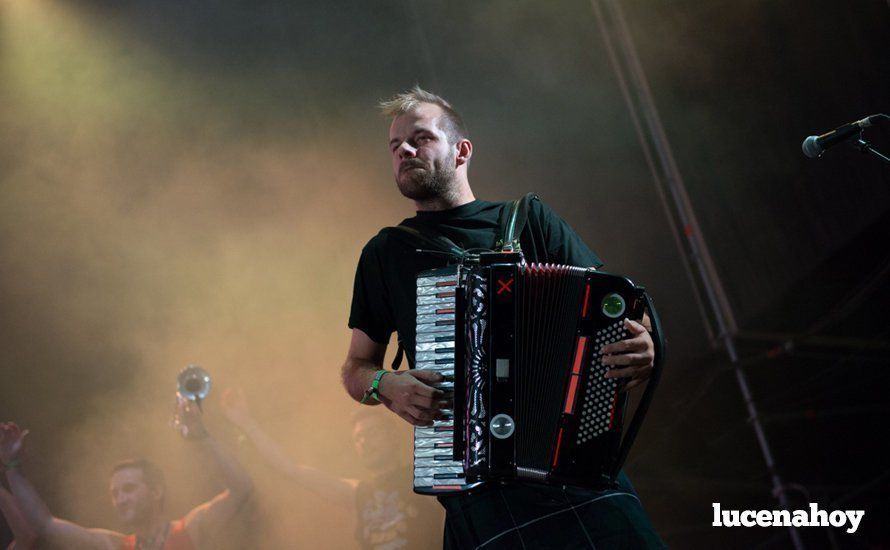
[
  {"xmin": 417, "ymin": 294, "xmax": 456, "ymax": 305},
  {"xmin": 417, "ymin": 275, "xmax": 458, "ymax": 287},
  {"xmin": 413, "ymin": 456, "xmax": 462, "ymax": 466},
  {"xmin": 413, "ymin": 364, "xmax": 454, "ymax": 375},
  {"xmin": 415, "ymin": 427, "xmax": 454, "ymax": 437},
  {"xmin": 413, "ymin": 465, "xmax": 464, "ymax": 476},
  {"xmin": 413, "ymin": 472, "xmax": 465, "ymax": 484},
  {"xmin": 415, "ymin": 460, "xmax": 458, "ymax": 470},
  {"xmin": 416, "ymin": 351, "xmax": 454, "ymax": 363},
  {"xmin": 416, "ymin": 341, "xmax": 456, "ymax": 352},
  {"xmin": 414, "ymin": 477, "xmax": 466, "ymax": 488},
  {"xmin": 416, "ymin": 303, "xmax": 456, "ymax": 315},
  {"xmin": 414, "ymin": 447, "xmax": 459, "ymax": 459},
  {"xmin": 417, "ymin": 283, "xmax": 456, "ymax": 295},
  {"xmin": 416, "ymin": 313, "xmax": 455, "ymax": 325},
  {"xmin": 416, "ymin": 332, "xmax": 455, "ymax": 343},
  {"xmin": 416, "ymin": 322, "xmax": 454, "ymax": 335},
  {"xmin": 414, "ymin": 437, "xmax": 454, "ymax": 449},
  {"xmin": 414, "ymin": 472, "xmax": 464, "ymax": 480}
]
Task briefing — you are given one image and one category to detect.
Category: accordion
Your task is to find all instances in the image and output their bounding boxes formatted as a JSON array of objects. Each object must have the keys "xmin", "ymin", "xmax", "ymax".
[{"xmin": 413, "ymin": 252, "xmax": 664, "ymax": 495}]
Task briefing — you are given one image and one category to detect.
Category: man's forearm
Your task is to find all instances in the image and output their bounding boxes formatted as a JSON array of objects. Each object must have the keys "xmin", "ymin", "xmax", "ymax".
[
  {"xmin": 4, "ymin": 469, "xmax": 54, "ymax": 536},
  {"xmin": 4, "ymin": 465, "xmax": 121, "ymax": 548},
  {"xmin": 193, "ymin": 436, "xmax": 253, "ymax": 502},
  {"xmin": 341, "ymin": 357, "xmax": 384, "ymax": 404},
  {"xmin": 0, "ymin": 486, "xmax": 38, "ymax": 547},
  {"xmin": 238, "ymin": 419, "xmax": 357, "ymax": 509}
]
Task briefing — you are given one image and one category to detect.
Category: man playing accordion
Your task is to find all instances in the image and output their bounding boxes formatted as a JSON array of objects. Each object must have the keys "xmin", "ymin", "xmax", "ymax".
[{"xmin": 341, "ymin": 86, "xmax": 665, "ymax": 549}]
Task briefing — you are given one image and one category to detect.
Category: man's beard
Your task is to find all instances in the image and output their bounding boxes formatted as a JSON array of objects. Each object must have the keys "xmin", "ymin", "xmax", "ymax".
[{"xmin": 396, "ymin": 156, "xmax": 456, "ymax": 201}]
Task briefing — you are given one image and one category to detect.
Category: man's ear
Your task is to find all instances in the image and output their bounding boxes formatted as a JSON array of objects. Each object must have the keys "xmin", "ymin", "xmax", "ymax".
[{"xmin": 455, "ymin": 139, "xmax": 473, "ymax": 167}]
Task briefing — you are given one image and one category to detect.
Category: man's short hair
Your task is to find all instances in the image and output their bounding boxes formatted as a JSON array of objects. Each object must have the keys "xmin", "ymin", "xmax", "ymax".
[
  {"xmin": 112, "ymin": 459, "xmax": 165, "ymax": 502},
  {"xmin": 379, "ymin": 85, "xmax": 469, "ymax": 143}
]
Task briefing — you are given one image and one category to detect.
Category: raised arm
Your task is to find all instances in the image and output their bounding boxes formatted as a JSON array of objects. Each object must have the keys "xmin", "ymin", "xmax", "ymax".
[
  {"xmin": 0, "ymin": 423, "xmax": 121, "ymax": 550},
  {"xmin": 341, "ymin": 329, "xmax": 447, "ymax": 427},
  {"xmin": 221, "ymin": 388, "xmax": 358, "ymax": 511},
  {"xmin": 172, "ymin": 398, "xmax": 253, "ymax": 549},
  {"xmin": 0, "ymin": 485, "xmax": 37, "ymax": 550}
]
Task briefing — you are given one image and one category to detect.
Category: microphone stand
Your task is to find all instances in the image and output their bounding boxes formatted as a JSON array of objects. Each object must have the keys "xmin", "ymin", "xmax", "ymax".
[{"xmin": 855, "ymin": 136, "xmax": 890, "ymax": 165}]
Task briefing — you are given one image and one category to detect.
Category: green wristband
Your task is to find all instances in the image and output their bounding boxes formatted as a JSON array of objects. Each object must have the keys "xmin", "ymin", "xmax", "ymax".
[
  {"xmin": 2, "ymin": 458, "xmax": 20, "ymax": 471},
  {"xmin": 360, "ymin": 370, "xmax": 389, "ymax": 404}
]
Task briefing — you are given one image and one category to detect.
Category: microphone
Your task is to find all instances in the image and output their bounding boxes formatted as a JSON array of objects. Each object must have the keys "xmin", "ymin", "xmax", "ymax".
[{"xmin": 802, "ymin": 114, "xmax": 886, "ymax": 158}]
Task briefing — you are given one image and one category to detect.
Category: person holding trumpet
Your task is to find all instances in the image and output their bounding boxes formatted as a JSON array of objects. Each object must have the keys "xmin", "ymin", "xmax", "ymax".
[{"xmin": 0, "ymin": 389, "xmax": 252, "ymax": 550}]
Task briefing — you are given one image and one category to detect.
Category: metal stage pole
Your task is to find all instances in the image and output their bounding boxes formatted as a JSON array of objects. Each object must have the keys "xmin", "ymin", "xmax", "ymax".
[{"xmin": 589, "ymin": 1, "xmax": 805, "ymax": 547}]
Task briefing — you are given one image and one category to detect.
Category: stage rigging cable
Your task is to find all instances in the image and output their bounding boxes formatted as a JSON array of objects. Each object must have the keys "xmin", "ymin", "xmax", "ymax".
[{"xmin": 588, "ymin": 1, "xmax": 805, "ymax": 547}]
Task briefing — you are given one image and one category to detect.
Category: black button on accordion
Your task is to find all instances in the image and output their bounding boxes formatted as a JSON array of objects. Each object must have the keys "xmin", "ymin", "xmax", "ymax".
[{"xmin": 413, "ymin": 252, "xmax": 665, "ymax": 495}]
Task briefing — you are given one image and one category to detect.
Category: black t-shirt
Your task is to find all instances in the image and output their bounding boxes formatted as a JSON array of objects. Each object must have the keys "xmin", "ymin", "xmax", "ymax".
[
  {"xmin": 355, "ymin": 467, "xmax": 444, "ymax": 550},
  {"xmin": 347, "ymin": 198, "xmax": 663, "ymax": 548},
  {"xmin": 348, "ymin": 198, "xmax": 603, "ymax": 361}
]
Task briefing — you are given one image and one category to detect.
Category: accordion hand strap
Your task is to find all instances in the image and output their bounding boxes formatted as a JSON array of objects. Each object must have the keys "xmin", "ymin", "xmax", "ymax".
[
  {"xmin": 497, "ymin": 193, "xmax": 538, "ymax": 252},
  {"xmin": 610, "ymin": 290, "xmax": 666, "ymax": 480}
]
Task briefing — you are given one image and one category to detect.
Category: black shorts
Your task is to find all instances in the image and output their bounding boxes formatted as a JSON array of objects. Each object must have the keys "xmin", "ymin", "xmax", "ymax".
[{"xmin": 438, "ymin": 475, "xmax": 665, "ymax": 550}]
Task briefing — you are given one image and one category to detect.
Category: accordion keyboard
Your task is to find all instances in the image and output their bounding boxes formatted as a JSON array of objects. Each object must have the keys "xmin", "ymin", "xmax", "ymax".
[{"xmin": 413, "ymin": 269, "xmax": 471, "ymax": 494}]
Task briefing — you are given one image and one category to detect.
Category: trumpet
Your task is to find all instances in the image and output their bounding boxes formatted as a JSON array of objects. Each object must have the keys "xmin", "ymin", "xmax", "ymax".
[
  {"xmin": 177, "ymin": 364, "xmax": 212, "ymax": 404},
  {"xmin": 172, "ymin": 365, "xmax": 212, "ymax": 439}
]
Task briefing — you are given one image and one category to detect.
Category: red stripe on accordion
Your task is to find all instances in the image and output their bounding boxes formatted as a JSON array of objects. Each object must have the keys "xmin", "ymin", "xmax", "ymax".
[
  {"xmin": 571, "ymin": 336, "xmax": 588, "ymax": 375},
  {"xmin": 563, "ymin": 376, "xmax": 580, "ymax": 414},
  {"xmin": 581, "ymin": 283, "xmax": 592, "ymax": 318},
  {"xmin": 552, "ymin": 427, "xmax": 565, "ymax": 468},
  {"xmin": 563, "ymin": 337, "xmax": 588, "ymax": 414},
  {"xmin": 433, "ymin": 485, "xmax": 463, "ymax": 491},
  {"xmin": 435, "ymin": 280, "xmax": 457, "ymax": 287},
  {"xmin": 436, "ymin": 307, "xmax": 456, "ymax": 314}
]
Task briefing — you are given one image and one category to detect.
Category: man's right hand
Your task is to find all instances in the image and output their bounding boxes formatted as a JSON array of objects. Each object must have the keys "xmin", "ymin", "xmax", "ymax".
[{"xmin": 378, "ymin": 370, "xmax": 450, "ymax": 426}]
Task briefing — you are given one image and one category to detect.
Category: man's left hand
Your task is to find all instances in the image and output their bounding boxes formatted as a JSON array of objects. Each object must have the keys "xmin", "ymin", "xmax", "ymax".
[{"xmin": 601, "ymin": 318, "xmax": 655, "ymax": 391}]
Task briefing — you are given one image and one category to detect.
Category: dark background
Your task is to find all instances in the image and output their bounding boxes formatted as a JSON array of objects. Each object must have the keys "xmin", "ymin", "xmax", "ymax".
[{"xmin": 1, "ymin": 0, "xmax": 888, "ymax": 548}]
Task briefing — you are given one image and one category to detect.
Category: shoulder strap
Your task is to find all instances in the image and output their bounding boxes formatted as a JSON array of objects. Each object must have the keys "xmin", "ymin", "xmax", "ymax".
[
  {"xmin": 379, "ymin": 225, "xmax": 465, "ymax": 371},
  {"xmin": 496, "ymin": 192, "xmax": 538, "ymax": 252},
  {"xmin": 381, "ymin": 225, "xmax": 467, "ymax": 260}
]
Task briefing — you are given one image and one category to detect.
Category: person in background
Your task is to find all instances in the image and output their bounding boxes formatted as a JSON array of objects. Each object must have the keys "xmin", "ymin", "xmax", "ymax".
[
  {"xmin": 0, "ymin": 396, "xmax": 253, "ymax": 550},
  {"xmin": 1, "ymin": 483, "xmax": 38, "ymax": 550},
  {"xmin": 221, "ymin": 387, "xmax": 442, "ymax": 549}
]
